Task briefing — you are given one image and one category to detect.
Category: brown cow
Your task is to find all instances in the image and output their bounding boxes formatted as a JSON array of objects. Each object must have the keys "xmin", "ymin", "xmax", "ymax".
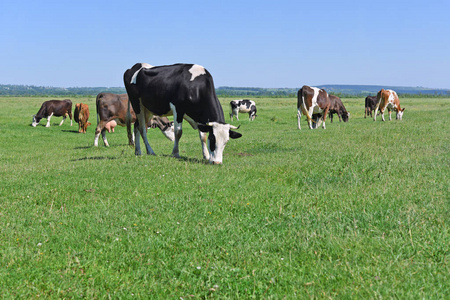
[
  {"xmin": 328, "ymin": 95, "xmax": 349, "ymax": 123},
  {"xmin": 374, "ymin": 89, "xmax": 405, "ymax": 121},
  {"xmin": 94, "ymin": 92, "xmax": 174, "ymax": 147},
  {"xmin": 364, "ymin": 96, "xmax": 378, "ymax": 118},
  {"xmin": 297, "ymin": 85, "xmax": 332, "ymax": 129},
  {"xmin": 74, "ymin": 103, "xmax": 91, "ymax": 133},
  {"xmin": 32, "ymin": 99, "xmax": 73, "ymax": 127}
]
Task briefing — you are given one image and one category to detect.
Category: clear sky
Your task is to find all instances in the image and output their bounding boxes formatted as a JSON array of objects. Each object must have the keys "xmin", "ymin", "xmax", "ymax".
[{"xmin": 1, "ymin": 0, "xmax": 449, "ymax": 89}]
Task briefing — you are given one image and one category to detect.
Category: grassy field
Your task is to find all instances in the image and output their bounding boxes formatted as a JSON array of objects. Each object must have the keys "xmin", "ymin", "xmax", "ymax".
[{"xmin": 0, "ymin": 95, "xmax": 448, "ymax": 299}]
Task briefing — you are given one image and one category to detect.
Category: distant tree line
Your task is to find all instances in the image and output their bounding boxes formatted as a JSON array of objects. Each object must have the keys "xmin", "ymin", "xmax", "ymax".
[
  {"xmin": 0, "ymin": 85, "xmax": 126, "ymax": 97},
  {"xmin": 1, "ymin": 84, "xmax": 449, "ymax": 98}
]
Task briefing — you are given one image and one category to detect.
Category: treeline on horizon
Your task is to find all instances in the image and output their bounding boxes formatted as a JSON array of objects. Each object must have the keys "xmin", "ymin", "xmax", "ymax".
[{"xmin": 0, "ymin": 84, "xmax": 449, "ymax": 98}]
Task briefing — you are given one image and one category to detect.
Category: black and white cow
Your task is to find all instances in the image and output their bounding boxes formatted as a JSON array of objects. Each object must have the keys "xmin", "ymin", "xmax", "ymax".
[
  {"xmin": 32, "ymin": 99, "xmax": 73, "ymax": 127},
  {"xmin": 124, "ymin": 63, "xmax": 242, "ymax": 164},
  {"xmin": 229, "ymin": 99, "xmax": 257, "ymax": 121}
]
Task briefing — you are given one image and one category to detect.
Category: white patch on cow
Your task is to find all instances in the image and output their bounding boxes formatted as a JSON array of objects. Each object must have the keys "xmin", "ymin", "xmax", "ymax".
[
  {"xmin": 188, "ymin": 64, "xmax": 206, "ymax": 81},
  {"xmin": 311, "ymin": 87, "xmax": 323, "ymax": 114},
  {"xmin": 130, "ymin": 63, "xmax": 154, "ymax": 84},
  {"xmin": 32, "ymin": 115, "xmax": 38, "ymax": 127},
  {"xmin": 45, "ymin": 113, "xmax": 54, "ymax": 127},
  {"xmin": 387, "ymin": 90, "xmax": 397, "ymax": 102}
]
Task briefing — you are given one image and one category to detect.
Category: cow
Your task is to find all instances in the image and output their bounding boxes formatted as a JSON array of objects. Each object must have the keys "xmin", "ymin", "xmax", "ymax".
[
  {"xmin": 297, "ymin": 85, "xmax": 333, "ymax": 130},
  {"xmin": 373, "ymin": 89, "xmax": 405, "ymax": 121},
  {"xmin": 364, "ymin": 96, "xmax": 378, "ymax": 118},
  {"xmin": 74, "ymin": 103, "xmax": 91, "ymax": 133},
  {"xmin": 328, "ymin": 95, "xmax": 349, "ymax": 123},
  {"xmin": 32, "ymin": 99, "xmax": 73, "ymax": 127},
  {"xmin": 94, "ymin": 92, "xmax": 175, "ymax": 147},
  {"xmin": 229, "ymin": 99, "xmax": 257, "ymax": 121},
  {"xmin": 124, "ymin": 63, "xmax": 242, "ymax": 164}
]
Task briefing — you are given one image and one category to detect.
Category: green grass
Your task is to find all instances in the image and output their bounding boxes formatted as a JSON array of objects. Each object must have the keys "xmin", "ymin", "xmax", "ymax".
[{"xmin": 0, "ymin": 96, "xmax": 448, "ymax": 299}]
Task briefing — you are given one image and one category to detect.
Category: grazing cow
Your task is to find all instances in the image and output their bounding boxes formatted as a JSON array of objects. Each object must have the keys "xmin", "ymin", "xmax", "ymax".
[
  {"xmin": 74, "ymin": 103, "xmax": 91, "ymax": 133},
  {"xmin": 124, "ymin": 63, "xmax": 242, "ymax": 164},
  {"xmin": 374, "ymin": 89, "xmax": 405, "ymax": 121},
  {"xmin": 32, "ymin": 99, "xmax": 73, "ymax": 127},
  {"xmin": 328, "ymin": 95, "xmax": 349, "ymax": 123},
  {"xmin": 364, "ymin": 96, "xmax": 378, "ymax": 118},
  {"xmin": 297, "ymin": 85, "xmax": 332, "ymax": 130},
  {"xmin": 94, "ymin": 92, "xmax": 174, "ymax": 147},
  {"xmin": 229, "ymin": 99, "xmax": 257, "ymax": 121}
]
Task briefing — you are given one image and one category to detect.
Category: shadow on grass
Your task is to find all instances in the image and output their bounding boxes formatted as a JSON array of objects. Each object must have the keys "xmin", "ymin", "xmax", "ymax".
[
  {"xmin": 71, "ymin": 156, "xmax": 118, "ymax": 162},
  {"xmin": 61, "ymin": 129, "xmax": 80, "ymax": 133},
  {"xmin": 158, "ymin": 154, "xmax": 208, "ymax": 165}
]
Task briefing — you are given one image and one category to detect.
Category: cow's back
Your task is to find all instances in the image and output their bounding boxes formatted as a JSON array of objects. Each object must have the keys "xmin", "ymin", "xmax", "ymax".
[
  {"xmin": 96, "ymin": 93, "xmax": 133, "ymax": 123},
  {"xmin": 125, "ymin": 63, "xmax": 224, "ymax": 124}
]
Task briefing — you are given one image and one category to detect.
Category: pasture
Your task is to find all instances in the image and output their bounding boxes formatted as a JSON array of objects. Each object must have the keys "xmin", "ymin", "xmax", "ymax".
[{"xmin": 0, "ymin": 96, "xmax": 448, "ymax": 298}]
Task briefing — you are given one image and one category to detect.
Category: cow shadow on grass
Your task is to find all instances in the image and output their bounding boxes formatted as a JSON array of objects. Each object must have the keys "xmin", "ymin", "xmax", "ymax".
[
  {"xmin": 61, "ymin": 129, "xmax": 79, "ymax": 133},
  {"xmin": 71, "ymin": 156, "xmax": 118, "ymax": 162},
  {"xmin": 159, "ymin": 154, "xmax": 207, "ymax": 165}
]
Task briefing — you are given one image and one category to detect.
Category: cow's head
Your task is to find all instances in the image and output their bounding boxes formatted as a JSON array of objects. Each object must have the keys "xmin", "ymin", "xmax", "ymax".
[
  {"xmin": 31, "ymin": 115, "xmax": 41, "ymax": 127},
  {"xmin": 198, "ymin": 122, "xmax": 242, "ymax": 164},
  {"xmin": 341, "ymin": 110, "xmax": 349, "ymax": 122},
  {"xmin": 396, "ymin": 108, "xmax": 405, "ymax": 120}
]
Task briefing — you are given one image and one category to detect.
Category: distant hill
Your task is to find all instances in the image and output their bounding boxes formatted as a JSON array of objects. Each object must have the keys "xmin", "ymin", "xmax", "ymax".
[
  {"xmin": 1, "ymin": 84, "xmax": 449, "ymax": 97},
  {"xmin": 217, "ymin": 85, "xmax": 450, "ymax": 97}
]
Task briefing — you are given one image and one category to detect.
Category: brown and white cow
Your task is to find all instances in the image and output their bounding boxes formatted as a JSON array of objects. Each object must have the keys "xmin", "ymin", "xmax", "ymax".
[
  {"xmin": 94, "ymin": 92, "xmax": 174, "ymax": 147},
  {"xmin": 364, "ymin": 95, "xmax": 378, "ymax": 118},
  {"xmin": 297, "ymin": 85, "xmax": 332, "ymax": 129},
  {"xmin": 373, "ymin": 89, "xmax": 405, "ymax": 121},
  {"xmin": 32, "ymin": 99, "xmax": 73, "ymax": 127},
  {"xmin": 74, "ymin": 103, "xmax": 91, "ymax": 133}
]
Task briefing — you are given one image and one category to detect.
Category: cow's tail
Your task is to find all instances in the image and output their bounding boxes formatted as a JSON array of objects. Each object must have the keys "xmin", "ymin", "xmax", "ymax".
[
  {"xmin": 96, "ymin": 93, "xmax": 102, "ymax": 126},
  {"xmin": 298, "ymin": 88, "xmax": 313, "ymax": 124},
  {"xmin": 126, "ymin": 96, "xmax": 134, "ymax": 146}
]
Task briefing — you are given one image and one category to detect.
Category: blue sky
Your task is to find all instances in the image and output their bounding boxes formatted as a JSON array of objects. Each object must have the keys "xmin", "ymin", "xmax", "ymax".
[{"xmin": 1, "ymin": 0, "xmax": 449, "ymax": 88}]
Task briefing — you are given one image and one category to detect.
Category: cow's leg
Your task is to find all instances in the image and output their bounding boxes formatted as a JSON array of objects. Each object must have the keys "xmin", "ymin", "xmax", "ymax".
[
  {"xmin": 170, "ymin": 103, "xmax": 185, "ymax": 158},
  {"xmin": 308, "ymin": 108, "xmax": 315, "ymax": 129},
  {"xmin": 101, "ymin": 129, "xmax": 109, "ymax": 147},
  {"xmin": 321, "ymin": 108, "xmax": 330, "ymax": 129},
  {"xmin": 199, "ymin": 131, "xmax": 210, "ymax": 160},
  {"xmin": 136, "ymin": 103, "xmax": 155, "ymax": 155},
  {"xmin": 364, "ymin": 107, "xmax": 367, "ymax": 118},
  {"xmin": 94, "ymin": 123, "xmax": 102, "ymax": 146},
  {"xmin": 59, "ymin": 116, "xmax": 66, "ymax": 126},
  {"xmin": 297, "ymin": 108, "xmax": 302, "ymax": 130},
  {"xmin": 134, "ymin": 120, "xmax": 142, "ymax": 155},
  {"xmin": 388, "ymin": 108, "xmax": 392, "ymax": 121},
  {"xmin": 373, "ymin": 105, "xmax": 380, "ymax": 121},
  {"xmin": 46, "ymin": 113, "xmax": 54, "ymax": 127},
  {"xmin": 380, "ymin": 108, "xmax": 386, "ymax": 121}
]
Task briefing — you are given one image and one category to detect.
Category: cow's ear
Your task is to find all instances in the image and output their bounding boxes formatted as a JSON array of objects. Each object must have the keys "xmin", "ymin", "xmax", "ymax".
[
  {"xmin": 402, "ymin": 108, "xmax": 405, "ymax": 112},
  {"xmin": 229, "ymin": 130, "xmax": 242, "ymax": 139},
  {"xmin": 198, "ymin": 124, "xmax": 211, "ymax": 133}
]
